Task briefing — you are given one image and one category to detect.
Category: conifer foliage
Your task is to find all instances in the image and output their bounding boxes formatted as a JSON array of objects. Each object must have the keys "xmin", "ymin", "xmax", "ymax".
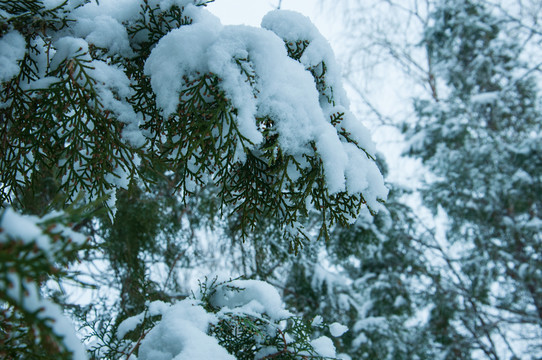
[
  {"xmin": 0, "ymin": 0, "xmax": 386, "ymax": 245},
  {"xmin": 0, "ymin": 0, "xmax": 387, "ymax": 359}
]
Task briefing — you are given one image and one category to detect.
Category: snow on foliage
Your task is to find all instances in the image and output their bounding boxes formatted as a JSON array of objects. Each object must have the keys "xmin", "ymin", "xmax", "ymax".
[
  {"xmin": 0, "ymin": 30, "xmax": 26, "ymax": 82},
  {"xmin": 310, "ymin": 336, "xmax": 336, "ymax": 358},
  {"xmin": 144, "ymin": 5, "xmax": 386, "ymax": 201},
  {"xmin": 210, "ymin": 279, "xmax": 292, "ymax": 321},
  {"xmin": 261, "ymin": 10, "xmax": 349, "ymax": 107},
  {"xmin": 2, "ymin": 0, "xmax": 377, "ymax": 358},
  {"xmin": 329, "ymin": 322, "xmax": 349, "ymax": 337},
  {"xmin": 403, "ymin": 0, "xmax": 542, "ymax": 357},
  {"xmin": 137, "ymin": 299, "xmax": 235, "ymax": 360},
  {"xmin": 115, "ymin": 279, "xmax": 347, "ymax": 360},
  {"xmin": 0, "ymin": 208, "xmax": 88, "ymax": 360},
  {"xmin": 1, "ymin": 0, "xmax": 386, "ymax": 245},
  {"xmin": 80, "ymin": 0, "xmax": 385, "ymax": 203}
]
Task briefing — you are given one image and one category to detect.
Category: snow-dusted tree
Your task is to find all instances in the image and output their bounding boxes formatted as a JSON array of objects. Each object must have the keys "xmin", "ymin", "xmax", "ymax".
[
  {"xmin": 0, "ymin": 0, "xmax": 387, "ymax": 359},
  {"xmin": 282, "ymin": 158, "xmax": 438, "ymax": 360},
  {"xmin": 405, "ymin": 0, "xmax": 542, "ymax": 358},
  {"xmin": 325, "ymin": 0, "xmax": 542, "ymax": 358}
]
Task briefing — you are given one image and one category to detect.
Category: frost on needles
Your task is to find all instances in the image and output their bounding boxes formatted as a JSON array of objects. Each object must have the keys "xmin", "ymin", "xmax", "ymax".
[{"xmin": 0, "ymin": 0, "xmax": 387, "ymax": 248}]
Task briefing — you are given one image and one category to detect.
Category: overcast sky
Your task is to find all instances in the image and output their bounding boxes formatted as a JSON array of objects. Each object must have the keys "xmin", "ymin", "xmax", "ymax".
[{"xmin": 207, "ymin": 0, "xmax": 336, "ymax": 38}]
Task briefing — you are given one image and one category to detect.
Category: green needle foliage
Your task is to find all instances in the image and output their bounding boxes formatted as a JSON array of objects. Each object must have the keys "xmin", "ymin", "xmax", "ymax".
[
  {"xmin": 1, "ymin": 0, "xmax": 384, "ymax": 249},
  {"xmin": 1, "ymin": 0, "xmax": 385, "ymax": 359}
]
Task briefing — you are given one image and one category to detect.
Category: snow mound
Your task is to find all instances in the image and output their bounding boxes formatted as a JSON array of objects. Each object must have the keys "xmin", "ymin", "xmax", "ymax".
[
  {"xmin": 0, "ymin": 31, "xmax": 26, "ymax": 82},
  {"xmin": 329, "ymin": 322, "xmax": 349, "ymax": 337},
  {"xmin": 138, "ymin": 299, "xmax": 235, "ymax": 360},
  {"xmin": 211, "ymin": 279, "xmax": 292, "ymax": 321}
]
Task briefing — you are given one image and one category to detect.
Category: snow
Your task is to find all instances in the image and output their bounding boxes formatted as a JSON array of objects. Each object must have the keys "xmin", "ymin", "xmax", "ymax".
[
  {"xmin": 0, "ymin": 208, "xmax": 88, "ymax": 360},
  {"xmin": 261, "ymin": 9, "xmax": 319, "ymax": 42},
  {"xmin": 46, "ymin": 31, "xmax": 145, "ymax": 151},
  {"xmin": 471, "ymin": 91, "xmax": 499, "ymax": 104},
  {"xmin": 21, "ymin": 76, "xmax": 61, "ymax": 91},
  {"xmin": 393, "ymin": 295, "xmax": 407, "ymax": 308},
  {"xmin": 138, "ymin": 299, "xmax": 235, "ymax": 360},
  {"xmin": 262, "ymin": 10, "xmax": 386, "ymax": 202},
  {"xmin": 261, "ymin": 10, "xmax": 349, "ymax": 107},
  {"xmin": 42, "ymin": 212, "xmax": 89, "ymax": 246},
  {"xmin": 89, "ymin": 60, "xmax": 146, "ymax": 147},
  {"xmin": 144, "ymin": 6, "xmax": 387, "ymax": 202},
  {"xmin": 0, "ymin": 30, "xmax": 26, "ymax": 82},
  {"xmin": 3, "ymin": 0, "xmax": 387, "ymax": 226},
  {"xmin": 117, "ymin": 312, "xmax": 145, "ymax": 339},
  {"xmin": 526, "ymin": 217, "xmax": 542, "ymax": 230},
  {"xmin": 310, "ymin": 336, "xmax": 336, "ymax": 358},
  {"xmin": 28, "ymin": 37, "xmax": 49, "ymax": 79},
  {"xmin": 0, "ymin": 208, "xmax": 88, "ymax": 252},
  {"xmin": 210, "ymin": 279, "xmax": 292, "ymax": 320},
  {"xmin": 353, "ymin": 316, "xmax": 389, "ymax": 332},
  {"xmin": 74, "ymin": 15, "xmax": 134, "ymax": 58},
  {"xmin": 343, "ymin": 142, "xmax": 387, "ymax": 209},
  {"xmin": 329, "ymin": 322, "xmax": 348, "ymax": 337},
  {"xmin": 73, "ymin": 0, "xmax": 143, "ymax": 24},
  {"xmin": 1, "ymin": 1, "xmax": 390, "ymax": 355},
  {"xmin": 0, "ymin": 208, "xmax": 43, "ymax": 245},
  {"xmin": 312, "ymin": 315, "xmax": 324, "ymax": 326},
  {"xmin": 72, "ymin": 0, "xmax": 203, "ymax": 48},
  {"xmin": 1, "ymin": 274, "xmax": 88, "ymax": 360},
  {"xmin": 335, "ymin": 107, "xmax": 377, "ymax": 155},
  {"xmin": 50, "ymin": 36, "xmax": 91, "ymax": 70},
  {"xmin": 512, "ymin": 169, "xmax": 532, "ymax": 183},
  {"xmin": 352, "ymin": 333, "xmax": 368, "ymax": 349},
  {"xmin": 144, "ymin": 7, "xmax": 222, "ymax": 116},
  {"xmin": 255, "ymin": 346, "xmax": 277, "ymax": 359},
  {"xmin": 136, "ymin": 280, "xmax": 300, "ymax": 360}
]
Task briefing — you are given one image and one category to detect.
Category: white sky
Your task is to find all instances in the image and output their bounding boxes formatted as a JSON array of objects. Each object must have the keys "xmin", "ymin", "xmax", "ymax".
[{"xmin": 207, "ymin": 0, "xmax": 335, "ymax": 38}]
